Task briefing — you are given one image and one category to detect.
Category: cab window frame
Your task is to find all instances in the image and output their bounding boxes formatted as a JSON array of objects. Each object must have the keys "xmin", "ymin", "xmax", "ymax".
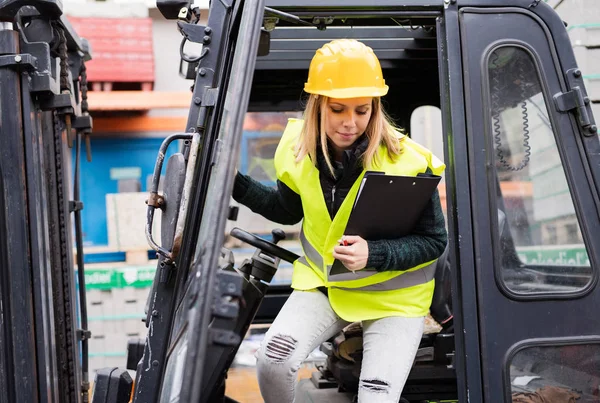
[
  {"xmin": 481, "ymin": 40, "xmax": 596, "ymax": 300},
  {"xmin": 503, "ymin": 336, "xmax": 600, "ymax": 403}
]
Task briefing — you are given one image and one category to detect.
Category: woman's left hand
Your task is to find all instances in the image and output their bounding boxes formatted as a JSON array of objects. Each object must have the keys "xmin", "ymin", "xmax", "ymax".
[{"xmin": 333, "ymin": 236, "xmax": 369, "ymax": 271}]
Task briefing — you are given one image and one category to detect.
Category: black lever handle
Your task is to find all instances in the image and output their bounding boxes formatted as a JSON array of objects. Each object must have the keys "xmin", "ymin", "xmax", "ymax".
[{"xmin": 271, "ymin": 228, "xmax": 286, "ymax": 245}]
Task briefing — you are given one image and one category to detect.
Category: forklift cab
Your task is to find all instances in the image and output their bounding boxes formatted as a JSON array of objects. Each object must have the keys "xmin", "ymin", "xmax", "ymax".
[{"xmin": 113, "ymin": 1, "xmax": 600, "ymax": 402}]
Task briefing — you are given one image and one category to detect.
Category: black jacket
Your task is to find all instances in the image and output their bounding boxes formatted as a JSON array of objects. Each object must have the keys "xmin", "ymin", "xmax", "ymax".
[{"xmin": 318, "ymin": 135, "xmax": 370, "ymax": 219}]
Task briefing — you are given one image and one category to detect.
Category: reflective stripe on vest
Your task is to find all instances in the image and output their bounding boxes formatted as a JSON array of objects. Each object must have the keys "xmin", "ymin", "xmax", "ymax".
[{"xmin": 299, "ymin": 228, "xmax": 436, "ymax": 291}]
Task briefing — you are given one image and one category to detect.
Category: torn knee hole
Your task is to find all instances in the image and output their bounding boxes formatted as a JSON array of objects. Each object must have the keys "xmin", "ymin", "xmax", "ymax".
[
  {"xmin": 264, "ymin": 334, "xmax": 298, "ymax": 363},
  {"xmin": 360, "ymin": 379, "xmax": 390, "ymax": 393}
]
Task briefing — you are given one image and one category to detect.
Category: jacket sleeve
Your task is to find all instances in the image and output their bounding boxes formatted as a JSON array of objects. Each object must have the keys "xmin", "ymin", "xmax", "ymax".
[
  {"xmin": 232, "ymin": 172, "xmax": 304, "ymax": 225},
  {"xmin": 366, "ymin": 188, "xmax": 448, "ymax": 271}
]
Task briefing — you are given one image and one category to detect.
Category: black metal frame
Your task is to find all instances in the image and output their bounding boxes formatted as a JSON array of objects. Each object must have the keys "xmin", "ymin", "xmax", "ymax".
[
  {"xmin": 459, "ymin": 5, "xmax": 600, "ymax": 401},
  {"xmin": 182, "ymin": 0, "xmax": 266, "ymax": 400},
  {"xmin": 0, "ymin": 22, "xmax": 39, "ymax": 402},
  {"xmin": 0, "ymin": 2, "xmax": 92, "ymax": 402},
  {"xmin": 264, "ymin": 0, "xmax": 445, "ymax": 10},
  {"xmin": 435, "ymin": 6, "xmax": 482, "ymax": 403},
  {"xmin": 132, "ymin": 1, "xmax": 240, "ymax": 402}
]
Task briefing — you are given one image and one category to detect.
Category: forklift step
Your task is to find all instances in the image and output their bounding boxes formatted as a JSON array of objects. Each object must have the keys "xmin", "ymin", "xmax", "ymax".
[
  {"xmin": 91, "ymin": 367, "xmax": 133, "ymax": 403},
  {"xmin": 127, "ymin": 337, "xmax": 146, "ymax": 370},
  {"xmin": 310, "ymin": 370, "xmax": 338, "ymax": 389}
]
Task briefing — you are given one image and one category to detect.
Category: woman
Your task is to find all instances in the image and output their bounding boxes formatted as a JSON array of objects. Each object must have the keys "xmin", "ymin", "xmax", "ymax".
[{"xmin": 233, "ymin": 39, "xmax": 447, "ymax": 403}]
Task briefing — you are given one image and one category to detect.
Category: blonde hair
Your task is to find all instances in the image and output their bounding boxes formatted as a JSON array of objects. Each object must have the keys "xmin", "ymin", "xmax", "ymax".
[{"xmin": 294, "ymin": 94, "xmax": 404, "ymax": 176}]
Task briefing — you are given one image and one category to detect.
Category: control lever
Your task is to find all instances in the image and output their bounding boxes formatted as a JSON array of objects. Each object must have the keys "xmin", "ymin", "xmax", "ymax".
[{"xmin": 271, "ymin": 228, "xmax": 285, "ymax": 244}]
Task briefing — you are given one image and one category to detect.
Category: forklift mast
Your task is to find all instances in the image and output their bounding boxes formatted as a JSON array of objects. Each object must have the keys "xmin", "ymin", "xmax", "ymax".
[{"xmin": 0, "ymin": 0, "xmax": 92, "ymax": 402}]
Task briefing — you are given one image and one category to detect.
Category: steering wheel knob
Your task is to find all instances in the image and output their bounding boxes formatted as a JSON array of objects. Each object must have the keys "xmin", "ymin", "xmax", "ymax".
[{"xmin": 271, "ymin": 228, "xmax": 286, "ymax": 245}]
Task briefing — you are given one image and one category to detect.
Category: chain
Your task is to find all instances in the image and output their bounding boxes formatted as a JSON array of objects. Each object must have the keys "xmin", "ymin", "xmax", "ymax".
[
  {"xmin": 53, "ymin": 111, "xmax": 78, "ymax": 402},
  {"xmin": 52, "ymin": 23, "xmax": 74, "ymax": 147},
  {"xmin": 55, "ymin": 26, "xmax": 70, "ymax": 92},
  {"xmin": 80, "ymin": 61, "xmax": 88, "ymax": 115},
  {"xmin": 80, "ymin": 60, "xmax": 93, "ymax": 162}
]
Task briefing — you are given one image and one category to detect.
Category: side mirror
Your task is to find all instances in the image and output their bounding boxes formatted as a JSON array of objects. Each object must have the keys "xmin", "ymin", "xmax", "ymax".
[{"xmin": 157, "ymin": 0, "xmax": 191, "ymax": 20}]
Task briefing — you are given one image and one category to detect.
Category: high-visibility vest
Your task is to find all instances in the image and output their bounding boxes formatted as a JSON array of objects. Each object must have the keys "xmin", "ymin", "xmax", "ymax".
[{"xmin": 274, "ymin": 119, "xmax": 446, "ymax": 322}]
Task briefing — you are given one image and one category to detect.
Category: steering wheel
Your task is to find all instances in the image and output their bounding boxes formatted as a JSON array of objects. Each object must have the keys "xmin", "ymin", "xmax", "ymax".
[{"xmin": 230, "ymin": 227, "xmax": 300, "ymax": 264}]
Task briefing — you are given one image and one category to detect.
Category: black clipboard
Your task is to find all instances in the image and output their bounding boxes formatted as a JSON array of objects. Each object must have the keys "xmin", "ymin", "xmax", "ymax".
[{"xmin": 330, "ymin": 172, "xmax": 442, "ymax": 275}]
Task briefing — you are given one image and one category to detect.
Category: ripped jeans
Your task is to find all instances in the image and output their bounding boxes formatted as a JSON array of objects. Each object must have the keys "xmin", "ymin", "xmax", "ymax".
[{"xmin": 256, "ymin": 290, "xmax": 425, "ymax": 403}]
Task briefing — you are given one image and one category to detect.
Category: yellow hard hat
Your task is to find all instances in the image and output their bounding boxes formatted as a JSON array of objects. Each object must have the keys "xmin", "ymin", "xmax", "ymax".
[{"xmin": 304, "ymin": 39, "xmax": 389, "ymax": 98}]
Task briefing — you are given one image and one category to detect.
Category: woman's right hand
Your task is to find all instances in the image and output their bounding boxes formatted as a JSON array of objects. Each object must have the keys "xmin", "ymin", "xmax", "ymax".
[{"xmin": 333, "ymin": 235, "xmax": 369, "ymax": 271}]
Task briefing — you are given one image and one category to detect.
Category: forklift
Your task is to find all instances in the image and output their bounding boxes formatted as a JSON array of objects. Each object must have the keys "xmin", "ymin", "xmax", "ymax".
[
  {"xmin": 119, "ymin": 0, "xmax": 600, "ymax": 402},
  {"xmin": 0, "ymin": 0, "xmax": 599, "ymax": 402}
]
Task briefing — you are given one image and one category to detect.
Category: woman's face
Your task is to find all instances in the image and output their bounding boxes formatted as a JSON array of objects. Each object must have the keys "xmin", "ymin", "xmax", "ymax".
[{"xmin": 324, "ymin": 97, "xmax": 373, "ymax": 157}]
